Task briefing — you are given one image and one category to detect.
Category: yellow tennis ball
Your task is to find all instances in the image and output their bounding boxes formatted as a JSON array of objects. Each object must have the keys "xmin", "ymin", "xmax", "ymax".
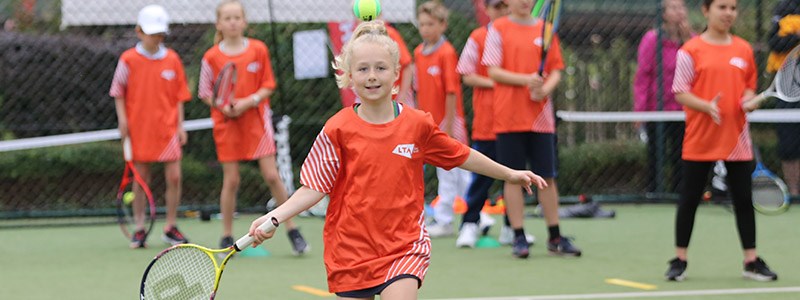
[
  {"xmin": 123, "ymin": 192, "xmax": 135, "ymax": 205},
  {"xmin": 353, "ymin": 0, "xmax": 381, "ymax": 22}
]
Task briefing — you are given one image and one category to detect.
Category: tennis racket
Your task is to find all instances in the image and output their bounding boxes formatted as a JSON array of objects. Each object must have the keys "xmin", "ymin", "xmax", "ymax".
[
  {"xmin": 752, "ymin": 147, "xmax": 791, "ymax": 215},
  {"xmin": 536, "ymin": 0, "xmax": 563, "ymax": 76},
  {"xmin": 213, "ymin": 62, "xmax": 237, "ymax": 114},
  {"xmin": 116, "ymin": 138, "xmax": 156, "ymax": 243},
  {"xmin": 747, "ymin": 44, "xmax": 800, "ymax": 106},
  {"xmin": 140, "ymin": 217, "xmax": 279, "ymax": 300}
]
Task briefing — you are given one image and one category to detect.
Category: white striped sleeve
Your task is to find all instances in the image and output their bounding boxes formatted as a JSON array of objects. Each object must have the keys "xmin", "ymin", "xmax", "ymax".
[
  {"xmin": 108, "ymin": 59, "xmax": 128, "ymax": 98},
  {"xmin": 672, "ymin": 50, "xmax": 695, "ymax": 94},
  {"xmin": 481, "ymin": 25, "xmax": 503, "ymax": 67},
  {"xmin": 456, "ymin": 37, "xmax": 479, "ymax": 75},
  {"xmin": 299, "ymin": 128, "xmax": 340, "ymax": 194},
  {"xmin": 198, "ymin": 59, "xmax": 214, "ymax": 99}
]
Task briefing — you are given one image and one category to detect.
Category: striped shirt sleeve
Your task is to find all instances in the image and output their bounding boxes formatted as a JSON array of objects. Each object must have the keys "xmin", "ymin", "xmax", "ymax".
[
  {"xmin": 299, "ymin": 128, "xmax": 340, "ymax": 194},
  {"xmin": 481, "ymin": 25, "xmax": 503, "ymax": 67},
  {"xmin": 456, "ymin": 37, "xmax": 479, "ymax": 75},
  {"xmin": 109, "ymin": 59, "xmax": 129, "ymax": 98},
  {"xmin": 198, "ymin": 59, "xmax": 214, "ymax": 99},
  {"xmin": 672, "ymin": 49, "xmax": 695, "ymax": 94}
]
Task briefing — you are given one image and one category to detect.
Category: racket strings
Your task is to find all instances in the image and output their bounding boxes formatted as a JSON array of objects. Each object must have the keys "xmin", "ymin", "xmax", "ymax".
[
  {"xmin": 752, "ymin": 177, "xmax": 786, "ymax": 208},
  {"xmin": 775, "ymin": 51, "xmax": 800, "ymax": 100},
  {"xmin": 143, "ymin": 247, "xmax": 217, "ymax": 300}
]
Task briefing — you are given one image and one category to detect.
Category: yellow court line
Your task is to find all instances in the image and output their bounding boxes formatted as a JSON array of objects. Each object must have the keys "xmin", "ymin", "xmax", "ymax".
[
  {"xmin": 291, "ymin": 285, "xmax": 334, "ymax": 297},
  {"xmin": 605, "ymin": 278, "xmax": 658, "ymax": 290}
]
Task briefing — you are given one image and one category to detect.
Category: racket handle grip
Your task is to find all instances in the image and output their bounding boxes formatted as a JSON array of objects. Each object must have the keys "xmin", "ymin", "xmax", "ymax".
[
  {"xmin": 123, "ymin": 138, "xmax": 132, "ymax": 162},
  {"xmin": 234, "ymin": 217, "xmax": 279, "ymax": 251}
]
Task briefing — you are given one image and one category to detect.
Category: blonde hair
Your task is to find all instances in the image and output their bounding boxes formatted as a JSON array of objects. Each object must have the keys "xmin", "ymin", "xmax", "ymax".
[
  {"xmin": 214, "ymin": 0, "xmax": 247, "ymax": 44},
  {"xmin": 417, "ymin": 1, "xmax": 449, "ymax": 23},
  {"xmin": 332, "ymin": 20, "xmax": 400, "ymax": 90}
]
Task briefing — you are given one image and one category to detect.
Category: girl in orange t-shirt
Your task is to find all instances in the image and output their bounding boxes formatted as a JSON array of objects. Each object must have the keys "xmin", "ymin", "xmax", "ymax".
[
  {"xmin": 197, "ymin": 0, "xmax": 307, "ymax": 254},
  {"xmin": 245, "ymin": 21, "xmax": 546, "ymax": 298},
  {"xmin": 667, "ymin": 0, "xmax": 777, "ymax": 282}
]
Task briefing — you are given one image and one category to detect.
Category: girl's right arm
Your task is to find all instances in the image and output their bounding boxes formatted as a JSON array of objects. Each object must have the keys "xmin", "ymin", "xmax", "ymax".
[
  {"xmin": 676, "ymin": 92, "xmax": 720, "ymax": 124},
  {"xmin": 248, "ymin": 186, "xmax": 326, "ymax": 245},
  {"xmin": 487, "ymin": 66, "xmax": 534, "ymax": 87},
  {"xmin": 114, "ymin": 97, "xmax": 128, "ymax": 140}
]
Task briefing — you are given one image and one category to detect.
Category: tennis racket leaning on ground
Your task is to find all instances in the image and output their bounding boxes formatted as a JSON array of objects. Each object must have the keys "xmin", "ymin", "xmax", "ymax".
[
  {"xmin": 751, "ymin": 147, "xmax": 791, "ymax": 215},
  {"xmin": 115, "ymin": 137, "xmax": 156, "ymax": 242},
  {"xmin": 536, "ymin": 0, "xmax": 563, "ymax": 76},
  {"xmin": 140, "ymin": 217, "xmax": 279, "ymax": 300},
  {"xmin": 213, "ymin": 62, "xmax": 237, "ymax": 115},
  {"xmin": 745, "ymin": 44, "xmax": 800, "ymax": 107}
]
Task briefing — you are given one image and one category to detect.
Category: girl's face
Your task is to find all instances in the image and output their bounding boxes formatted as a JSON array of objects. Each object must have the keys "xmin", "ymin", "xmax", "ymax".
[
  {"xmin": 417, "ymin": 13, "xmax": 447, "ymax": 44},
  {"xmin": 137, "ymin": 30, "xmax": 165, "ymax": 49},
  {"xmin": 663, "ymin": 0, "xmax": 688, "ymax": 25},
  {"xmin": 702, "ymin": 0, "xmax": 737, "ymax": 32},
  {"xmin": 350, "ymin": 42, "xmax": 399, "ymax": 103},
  {"xmin": 216, "ymin": 3, "xmax": 247, "ymax": 39},
  {"xmin": 505, "ymin": 0, "xmax": 534, "ymax": 18},
  {"xmin": 486, "ymin": 2, "xmax": 510, "ymax": 21}
]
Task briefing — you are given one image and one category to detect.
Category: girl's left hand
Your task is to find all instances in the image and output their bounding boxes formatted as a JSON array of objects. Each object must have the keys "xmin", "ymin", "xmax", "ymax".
[{"xmin": 741, "ymin": 94, "xmax": 759, "ymax": 113}]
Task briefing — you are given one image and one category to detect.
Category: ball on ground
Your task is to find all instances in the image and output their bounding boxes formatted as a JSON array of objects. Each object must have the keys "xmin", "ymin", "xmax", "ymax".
[
  {"xmin": 123, "ymin": 191, "xmax": 135, "ymax": 205},
  {"xmin": 353, "ymin": 0, "xmax": 381, "ymax": 22}
]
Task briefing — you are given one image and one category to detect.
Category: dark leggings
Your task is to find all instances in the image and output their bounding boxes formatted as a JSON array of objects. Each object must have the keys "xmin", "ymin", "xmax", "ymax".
[{"xmin": 676, "ymin": 160, "xmax": 756, "ymax": 249}]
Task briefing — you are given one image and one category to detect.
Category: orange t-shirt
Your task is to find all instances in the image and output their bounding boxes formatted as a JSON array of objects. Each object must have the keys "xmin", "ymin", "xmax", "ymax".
[
  {"xmin": 482, "ymin": 17, "xmax": 564, "ymax": 134},
  {"xmin": 457, "ymin": 26, "xmax": 495, "ymax": 141},
  {"xmin": 672, "ymin": 36, "xmax": 756, "ymax": 161},
  {"xmin": 414, "ymin": 37, "xmax": 469, "ymax": 144},
  {"xmin": 109, "ymin": 45, "xmax": 192, "ymax": 162},
  {"xmin": 198, "ymin": 38, "xmax": 277, "ymax": 162},
  {"xmin": 299, "ymin": 106, "xmax": 471, "ymax": 293}
]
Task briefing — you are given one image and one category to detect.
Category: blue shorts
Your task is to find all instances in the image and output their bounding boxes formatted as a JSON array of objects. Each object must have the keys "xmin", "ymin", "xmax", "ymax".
[
  {"xmin": 496, "ymin": 132, "xmax": 557, "ymax": 178},
  {"xmin": 335, "ymin": 274, "xmax": 421, "ymax": 298}
]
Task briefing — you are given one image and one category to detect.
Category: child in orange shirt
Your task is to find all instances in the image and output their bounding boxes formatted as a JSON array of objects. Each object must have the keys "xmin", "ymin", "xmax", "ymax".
[
  {"xmin": 667, "ymin": 0, "xmax": 777, "ymax": 282},
  {"xmin": 245, "ymin": 20, "xmax": 546, "ymax": 298},
  {"xmin": 414, "ymin": 1, "xmax": 472, "ymax": 237},
  {"xmin": 197, "ymin": 0, "xmax": 307, "ymax": 254},
  {"xmin": 482, "ymin": 0, "xmax": 581, "ymax": 258},
  {"xmin": 109, "ymin": 4, "xmax": 191, "ymax": 249}
]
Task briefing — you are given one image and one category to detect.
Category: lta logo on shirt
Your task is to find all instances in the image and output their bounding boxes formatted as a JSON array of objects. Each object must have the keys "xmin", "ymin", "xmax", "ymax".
[
  {"xmin": 729, "ymin": 57, "xmax": 747, "ymax": 70},
  {"xmin": 161, "ymin": 70, "xmax": 176, "ymax": 81},
  {"xmin": 392, "ymin": 144, "xmax": 419, "ymax": 159}
]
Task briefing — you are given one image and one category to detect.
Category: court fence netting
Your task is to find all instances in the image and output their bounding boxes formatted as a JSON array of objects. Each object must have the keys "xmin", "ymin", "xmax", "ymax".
[
  {"xmin": 2, "ymin": 110, "xmax": 799, "ymax": 228},
  {"xmin": 0, "ymin": 0, "xmax": 795, "ymax": 227}
]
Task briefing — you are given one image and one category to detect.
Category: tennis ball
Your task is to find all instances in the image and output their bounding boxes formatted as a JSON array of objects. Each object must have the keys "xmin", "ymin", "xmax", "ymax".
[
  {"xmin": 123, "ymin": 192, "xmax": 135, "ymax": 205},
  {"xmin": 353, "ymin": 0, "xmax": 381, "ymax": 22}
]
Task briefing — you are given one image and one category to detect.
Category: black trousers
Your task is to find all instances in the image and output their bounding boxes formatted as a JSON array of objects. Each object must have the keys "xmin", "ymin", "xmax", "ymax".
[{"xmin": 676, "ymin": 160, "xmax": 756, "ymax": 249}]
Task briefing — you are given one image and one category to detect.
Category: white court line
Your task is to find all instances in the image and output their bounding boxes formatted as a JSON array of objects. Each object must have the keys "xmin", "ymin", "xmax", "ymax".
[{"xmin": 430, "ymin": 286, "xmax": 800, "ymax": 300}]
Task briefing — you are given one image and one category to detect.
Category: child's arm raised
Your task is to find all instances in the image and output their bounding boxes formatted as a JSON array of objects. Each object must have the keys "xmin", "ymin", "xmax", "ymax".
[{"xmin": 459, "ymin": 148, "xmax": 547, "ymax": 193}]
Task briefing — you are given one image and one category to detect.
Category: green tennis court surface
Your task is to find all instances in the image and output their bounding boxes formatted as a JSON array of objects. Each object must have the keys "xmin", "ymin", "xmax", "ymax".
[{"xmin": 2, "ymin": 204, "xmax": 798, "ymax": 299}]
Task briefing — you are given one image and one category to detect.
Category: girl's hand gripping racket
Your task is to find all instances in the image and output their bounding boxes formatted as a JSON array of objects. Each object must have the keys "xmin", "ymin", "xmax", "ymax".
[
  {"xmin": 140, "ymin": 217, "xmax": 279, "ymax": 300},
  {"xmin": 116, "ymin": 138, "xmax": 156, "ymax": 245},
  {"xmin": 213, "ymin": 62, "xmax": 237, "ymax": 119},
  {"xmin": 751, "ymin": 147, "xmax": 791, "ymax": 215},
  {"xmin": 745, "ymin": 44, "xmax": 800, "ymax": 108}
]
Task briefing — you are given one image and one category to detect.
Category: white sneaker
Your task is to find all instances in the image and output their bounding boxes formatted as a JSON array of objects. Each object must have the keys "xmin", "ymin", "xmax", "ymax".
[
  {"xmin": 498, "ymin": 225, "xmax": 536, "ymax": 245},
  {"xmin": 427, "ymin": 222, "xmax": 454, "ymax": 237},
  {"xmin": 456, "ymin": 223, "xmax": 479, "ymax": 248},
  {"xmin": 478, "ymin": 212, "xmax": 495, "ymax": 235}
]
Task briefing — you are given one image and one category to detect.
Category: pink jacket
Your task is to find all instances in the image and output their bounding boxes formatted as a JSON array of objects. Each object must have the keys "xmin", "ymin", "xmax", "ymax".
[{"xmin": 633, "ymin": 29, "xmax": 685, "ymax": 112}]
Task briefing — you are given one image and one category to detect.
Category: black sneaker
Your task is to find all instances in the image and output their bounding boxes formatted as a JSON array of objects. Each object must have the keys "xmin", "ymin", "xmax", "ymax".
[
  {"xmin": 511, "ymin": 234, "xmax": 530, "ymax": 259},
  {"xmin": 220, "ymin": 236, "xmax": 234, "ymax": 248},
  {"xmin": 287, "ymin": 228, "xmax": 310, "ymax": 255},
  {"xmin": 743, "ymin": 257, "xmax": 778, "ymax": 281},
  {"xmin": 665, "ymin": 257, "xmax": 687, "ymax": 281},
  {"xmin": 162, "ymin": 226, "xmax": 189, "ymax": 245},
  {"xmin": 547, "ymin": 237, "xmax": 582, "ymax": 257},
  {"xmin": 130, "ymin": 229, "xmax": 146, "ymax": 249}
]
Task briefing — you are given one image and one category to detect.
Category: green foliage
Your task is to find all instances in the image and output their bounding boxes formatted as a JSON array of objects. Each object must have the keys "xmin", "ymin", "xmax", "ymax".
[{"xmin": 558, "ymin": 141, "xmax": 647, "ymax": 195}]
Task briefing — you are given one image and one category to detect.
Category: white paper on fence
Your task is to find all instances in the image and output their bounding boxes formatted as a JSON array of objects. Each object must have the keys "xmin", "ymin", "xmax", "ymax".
[
  {"xmin": 292, "ymin": 30, "xmax": 330, "ymax": 80},
  {"xmin": 61, "ymin": 0, "xmax": 415, "ymax": 28}
]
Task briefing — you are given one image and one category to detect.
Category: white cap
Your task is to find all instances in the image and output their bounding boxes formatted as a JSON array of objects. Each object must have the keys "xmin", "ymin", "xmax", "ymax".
[{"xmin": 137, "ymin": 4, "xmax": 170, "ymax": 35}]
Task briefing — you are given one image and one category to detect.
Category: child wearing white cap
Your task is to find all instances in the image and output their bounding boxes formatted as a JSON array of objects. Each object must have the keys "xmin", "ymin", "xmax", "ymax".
[{"xmin": 109, "ymin": 4, "xmax": 192, "ymax": 248}]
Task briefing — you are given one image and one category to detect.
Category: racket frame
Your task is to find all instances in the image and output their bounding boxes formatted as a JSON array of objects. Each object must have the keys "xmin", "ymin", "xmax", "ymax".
[
  {"xmin": 751, "ymin": 148, "xmax": 791, "ymax": 215},
  {"xmin": 140, "ymin": 217, "xmax": 279, "ymax": 300},
  {"xmin": 537, "ymin": 0, "xmax": 563, "ymax": 76},
  {"xmin": 116, "ymin": 138, "xmax": 156, "ymax": 241},
  {"xmin": 213, "ymin": 62, "xmax": 237, "ymax": 113}
]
